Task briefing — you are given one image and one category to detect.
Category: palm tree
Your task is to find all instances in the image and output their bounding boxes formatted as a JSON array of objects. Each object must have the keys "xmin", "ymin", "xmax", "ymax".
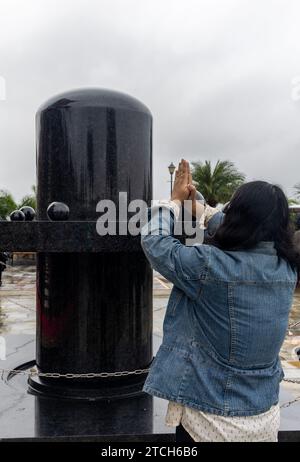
[
  {"xmin": 192, "ymin": 160, "xmax": 245, "ymax": 207},
  {"xmin": 0, "ymin": 186, "xmax": 37, "ymax": 219},
  {"xmin": 0, "ymin": 190, "xmax": 17, "ymax": 219},
  {"xmin": 19, "ymin": 185, "xmax": 36, "ymax": 210}
]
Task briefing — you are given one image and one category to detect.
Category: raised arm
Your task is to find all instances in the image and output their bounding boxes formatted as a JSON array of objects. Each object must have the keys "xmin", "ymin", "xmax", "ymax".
[{"xmin": 141, "ymin": 160, "xmax": 210, "ymax": 300}]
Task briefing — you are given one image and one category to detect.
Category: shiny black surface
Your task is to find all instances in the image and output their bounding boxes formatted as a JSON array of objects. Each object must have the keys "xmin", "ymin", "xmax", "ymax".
[
  {"xmin": 19, "ymin": 206, "xmax": 36, "ymax": 221},
  {"xmin": 34, "ymin": 392, "xmax": 153, "ymax": 436},
  {"xmin": 36, "ymin": 252, "xmax": 153, "ymax": 377},
  {"xmin": 0, "ymin": 222, "xmax": 143, "ymax": 252},
  {"xmin": 35, "ymin": 88, "xmax": 153, "ymax": 393},
  {"xmin": 47, "ymin": 202, "xmax": 69, "ymax": 221},
  {"xmin": 36, "ymin": 88, "xmax": 152, "ymax": 221},
  {"xmin": 10, "ymin": 210, "xmax": 25, "ymax": 221}
]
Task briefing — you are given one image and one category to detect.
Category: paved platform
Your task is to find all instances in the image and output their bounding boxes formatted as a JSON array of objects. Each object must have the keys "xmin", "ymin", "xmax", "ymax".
[{"xmin": 0, "ymin": 265, "xmax": 299, "ymax": 434}]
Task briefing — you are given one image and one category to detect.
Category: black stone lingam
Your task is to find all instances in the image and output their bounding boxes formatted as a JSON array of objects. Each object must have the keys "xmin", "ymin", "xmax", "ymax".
[{"xmin": 27, "ymin": 88, "xmax": 153, "ymax": 399}]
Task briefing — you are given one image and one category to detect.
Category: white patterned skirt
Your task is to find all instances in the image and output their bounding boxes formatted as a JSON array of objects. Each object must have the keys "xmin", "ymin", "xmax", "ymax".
[{"xmin": 165, "ymin": 401, "xmax": 280, "ymax": 442}]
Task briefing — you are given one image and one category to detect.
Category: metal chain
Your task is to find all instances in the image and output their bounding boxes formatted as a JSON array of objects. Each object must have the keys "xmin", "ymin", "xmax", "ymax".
[
  {"xmin": 280, "ymin": 395, "xmax": 300, "ymax": 408},
  {"xmin": 1, "ymin": 367, "xmax": 299, "ymax": 382},
  {"xmin": 288, "ymin": 319, "xmax": 300, "ymax": 329},
  {"xmin": 2, "ymin": 367, "xmax": 300, "ymax": 409},
  {"xmin": 0, "ymin": 363, "xmax": 152, "ymax": 379},
  {"xmin": 1, "ymin": 357, "xmax": 300, "ymax": 383},
  {"xmin": 283, "ymin": 378, "xmax": 300, "ymax": 384}
]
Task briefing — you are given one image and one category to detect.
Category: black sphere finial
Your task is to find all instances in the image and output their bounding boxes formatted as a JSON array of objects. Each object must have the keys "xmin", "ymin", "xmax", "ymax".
[
  {"xmin": 47, "ymin": 202, "xmax": 70, "ymax": 221},
  {"xmin": 19, "ymin": 206, "xmax": 36, "ymax": 221},
  {"xmin": 10, "ymin": 210, "xmax": 25, "ymax": 221}
]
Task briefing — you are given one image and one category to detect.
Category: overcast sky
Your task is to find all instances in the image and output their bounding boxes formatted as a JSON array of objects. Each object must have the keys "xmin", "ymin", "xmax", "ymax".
[{"xmin": 0, "ymin": 0, "xmax": 300, "ymax": 202}]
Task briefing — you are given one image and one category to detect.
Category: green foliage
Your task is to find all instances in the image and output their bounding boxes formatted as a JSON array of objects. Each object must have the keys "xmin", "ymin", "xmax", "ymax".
[
  {"xmin": 19, "ymin": 185, "xmax": 36, "ymax": 210},
  {"xmin": 0, "ymin": 185, "xmax": 36, "ymax": 219},
  {"xmin": 291, "ymin": 186, "xmax": 300, "ymax": 229},
  {"xmin": 0, "ymin": 190, "xmax": 17, "ymax": 219},
  {"xmin": 19, "ymin": 194, "xmax": 36, "ymax": 210},
  {"xmin": 294, "ymin": 183, "xmax": 300, "ymax": 199},
  {"xmin": 192, "ymin": 160, "xmax": 245, "ymax": 207},
  {"xmin": 288, "ymin": 198, "xmax": 299, "ymax": 205},
  {"xmin": 288, "ymin": 198, "xmax": 300, "ymax": 229}
]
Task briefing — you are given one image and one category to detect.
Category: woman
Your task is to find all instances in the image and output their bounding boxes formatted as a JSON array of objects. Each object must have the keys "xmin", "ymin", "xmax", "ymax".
[{"xmin": 141, "ymin": 159, "xmax": 299, "ymax": 442}]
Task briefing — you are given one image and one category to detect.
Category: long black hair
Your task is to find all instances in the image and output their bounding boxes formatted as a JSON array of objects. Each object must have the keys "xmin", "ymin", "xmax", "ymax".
[{"xmin": 208, "ymin": 181, "xmax": 300, "ymax": 272}]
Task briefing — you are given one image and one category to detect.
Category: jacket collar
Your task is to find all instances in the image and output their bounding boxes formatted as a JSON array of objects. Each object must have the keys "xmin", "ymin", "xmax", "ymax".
[{"xmin": 250, "ymin": 241, "xmax": 277, "ymax": 255}]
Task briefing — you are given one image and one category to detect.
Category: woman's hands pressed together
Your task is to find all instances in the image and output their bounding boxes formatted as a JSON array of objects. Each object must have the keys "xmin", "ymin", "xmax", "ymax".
[
  {"xmin": 171, "ymin": 159, "xmax": 193, "ymax": 204},
  {"xmin": 171, "ymin": 159, "xmax": 204, "ymax": 219}
]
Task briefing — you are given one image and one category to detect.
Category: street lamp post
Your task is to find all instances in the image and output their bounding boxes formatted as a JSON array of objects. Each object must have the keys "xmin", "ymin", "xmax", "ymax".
[{"xmin": 168, "ymin": 162, "xmax": 176, "ymax": 197}]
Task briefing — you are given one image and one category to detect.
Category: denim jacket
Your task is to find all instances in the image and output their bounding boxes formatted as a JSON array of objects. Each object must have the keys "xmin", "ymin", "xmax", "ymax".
[{"xmin": 141, "ymin": 203, "xmax": 297, "ymax": 416}]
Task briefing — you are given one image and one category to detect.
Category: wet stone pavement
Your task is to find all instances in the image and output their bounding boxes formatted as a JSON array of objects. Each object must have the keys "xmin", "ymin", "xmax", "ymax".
[
  {"xmin": 0, "ymin": 265, "xmax": 36, "ymax": 336},
  {"xmin": 0, "ymin": 265, "xmax": 300, "ymax": 431}
]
